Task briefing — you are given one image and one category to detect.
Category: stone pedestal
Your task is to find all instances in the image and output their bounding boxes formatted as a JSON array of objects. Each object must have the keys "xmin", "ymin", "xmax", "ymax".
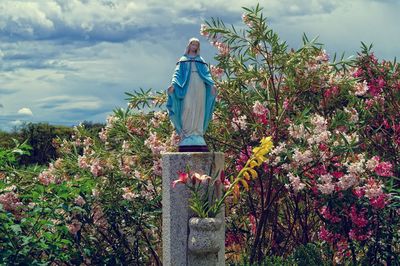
[{"xmin": 162, "ymin": 152, "xmax": 225, "ymax": 266}]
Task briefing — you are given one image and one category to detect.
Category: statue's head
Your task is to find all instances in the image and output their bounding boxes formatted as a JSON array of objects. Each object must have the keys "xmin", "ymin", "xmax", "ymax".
[{"xmin": 185, "ymin": 37, "xmax": 200, "ymax": 55}]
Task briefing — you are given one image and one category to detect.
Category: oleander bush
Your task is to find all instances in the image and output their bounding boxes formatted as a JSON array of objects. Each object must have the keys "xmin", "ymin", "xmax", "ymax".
[{"xmin": 1, "ymin": 4, "xmax": 399, "ymax": 265}]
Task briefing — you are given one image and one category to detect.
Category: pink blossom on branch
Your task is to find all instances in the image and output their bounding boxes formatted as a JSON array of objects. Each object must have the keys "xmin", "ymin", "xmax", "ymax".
[
  {"xmin": 285, "ymin": 172, "xmax": 306, "ymax": 193},
  {"xmin": 374, "ymin": 161, "xmax": 393, "ymax": 177},
  {"xmin": 369, "ymin": 194, "xmax": 387, "ymax": 209},
  {"xmin": 74, "ymin": 196, "xmax": 86, "ymax": 206},
  {"xmin": 210, "ymin": 65, "xmax": 224, "ymax": 79},
  {"xmin": 122, "ymin": 187, "xmax": 137, "ymax": 201},
  {"xmin": 231, "ymin": 115, "xmax": 248, "ymax": 131},
  {"xmin": 38, "ymin": 168, "xmax": 56, "ymax": 186},
  {"xmin": 0, "ymin": 191, "xmax": 23, "ymax": 214},
  {"xmin": 90, "ymin": 158, "xmax": 103, "ymax": 177},
  {"xmin": 200, "ymin": 24, "xmax": 209, "ymax": 37},
  {"xmin": 241, "ymin": 13, "xmax": 253, "ymax": 27},
  {"xmin": 144, "ymin": 132, "xmax": 167, "ymax": 155},
  {"xmin": 152, "ymin": 159, "xmax": 163, "ymax": 176},
  {"xmin": 211, "ymin": 41, "xmax": 230, "ymax": 56},
  {"xmin": 354, "ymin": 80, "xmax": 369, "ymax": 96},
  {"xmin": 67, "ymin": 219, "xmax": 82, "ymax": 235},
  {"xmin": 349, "ymin": 206, "xmax": 368, "ymax": 228},
  {"xmin": 317, "ymin": 174, "xmax": 335, "ymax": 195}
]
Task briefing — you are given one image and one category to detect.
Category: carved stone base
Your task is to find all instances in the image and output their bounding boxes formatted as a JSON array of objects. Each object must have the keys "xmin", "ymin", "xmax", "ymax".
[{"xmin": 162, "ymin": 152, "xmax": 225, "ymax": 266}]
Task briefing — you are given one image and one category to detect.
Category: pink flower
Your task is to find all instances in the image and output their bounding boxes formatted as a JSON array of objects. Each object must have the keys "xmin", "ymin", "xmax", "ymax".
[
  {"xmin": 235, "ymin": 146, "xmax": 252, "ymax": 171},
  {"xmin": 211, "ymin": 41, "xmax": 230, "ymax": 56},
  {"xmin": 242, "ymin": 13, "xmax": 253, "ymax": 27},
  {"xmin": 122, "ymin": 187, "xmax": 137, "ymax": 201},
  {"xmin": 288, "ymin": 124, "xmax": 306, "ymax": 139},
  {"xmin": 0, "ymin": 192, "xmax": 23, "ymax": 214},
  {"xmin": 150, "ymin": 111, "xmax": 168, "ymax": 127},
  {"xmin": 67, "ymin": 219, "xmax": 82, "ymax": 235},
  {"xmin": 317, "ymin": 174, "xmax": 335, "ymax": 195},
  {"xmin": 99, "ymin": 128, "xmax": 108, "ymax": 142},
  {"xmin": 83, "ymin": 137, "xmax": 93, "ymax": 147},
  {"xmin": 78, "ymin": 155, "xmax": 90, "ymax": 169},
  {"xmin": 145, "ymin": 132, "xmax": 167, "ymax": 155},
  {"xmin": 363, "ymin": 178, "xmax": 384, "ymax": 199},
  {"xmin": 54, "ymin": 158, "xmax": 63, "ymax": 169},
  {"xmin": 74, "ymin": 196, "xmax": 86, "ymax": 206},
  {"xmin": 92, "ymin": 204, "xmax": 108, "ymax": 229},
  {"xmin": 223, "ymin": 178, "xmax": 231, "ymax": 190},
  {"xmin": 252, "ymin": 101, "xmax": 267, "ymax": 116},
  {"xmin": 353, "ymin": 68, "xmax": 364, "ymax": 78},
  {"xmin": 249, "ymin": 214, "xmax": 257, "ymax": 235},
  {"xmin": 192, "ymin": 173, "xmax": 212, "ymax": 184},
  {"xmin": 311, "ymin": 114, "xmax": 328, "ymax": 132},
  {"xmin": 349, "ymin": 228, "xmax": 370, "ymax": 241},
  {"xmin": 292, "ymin": 149, "xmax": 313, "ymax": 165},
  {"xmin": 319, "ymin": 206, "xmax": 340, "ymax": 223},
  {"xmin": 337, "ymin": 174, "xmax": 358, "ymax": 190},
  {"xmin": 315, "ymin": 50, "xmax": 330, "ymax": 62},
  {"xmin": 369, "ymin": 194, "xmax": 387, "ymax": 209},
  {"xmin": 170, "ymin": 131, "xmax": 181, "ymax": 146},
  {"xmin": 374, "ymin": 161, "xmax": 393, "ymax": 177},
  {"xmin": 354, "ymin": 80, "xmax": 369, "ymax": 96},
  {"xmin": 122, "ymin": 140, "xmax": 130, "ymax": 152},
  {"xmin": 121, "ymin": 155, "xmax": 135, "ymax": 175},
  {"xmin": 353, "ymin": 187, "xmax": 365, "ymax": 198},
  {"xmin": 152, "ymin": 159, "xmax": 163, "ymax": 176},
  {"xmin": 90, "ymin": 158, "xmax": 103, "ymax": 177},
  {"xmin": 215, "ymin": 170, "xmax": 231, "ymax": 191},
  {"xmin": 252, "ymin": 101, "xmax": 269, "ymax": 125},
  {"xmin": 231, "ymin": 115, "xmax": 248, "ymax": 130},
  {"xmin": 172, "ymin": 172, "xmax": 189, "ymax": 188},
  {"xmin": 365, "ymin": 156, "xmax": 380, "ymax": 171},
  {"xmin": 210, "ymin": 65, "xmax": 224, "ymax": 79},
  {"xmin": 349, "ymin": 206, "xmax": 368, "ymax": 228},
  {"xmin": 38, "ymin": 169, "xmax": 56, "ymax": 186},
  {"xmin": 283, "ymin": 98, "xmax": 290, "ymax": 110},
  {"xmin": 286, "ymin": 173, "xmax": 306, "ymax": 193},
  {"xmin": 318, "ymin": 226, "xmax": 334, "ymax": 243},
  {"xmin": 200, "ymin": 24, "xmax": 208, "ymax": 37}
]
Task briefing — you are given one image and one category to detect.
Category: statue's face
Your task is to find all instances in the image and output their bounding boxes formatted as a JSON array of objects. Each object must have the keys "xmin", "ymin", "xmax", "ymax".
[{"xmin": 189, "ymin": 42, "xmax": 199, "ymax": 53}]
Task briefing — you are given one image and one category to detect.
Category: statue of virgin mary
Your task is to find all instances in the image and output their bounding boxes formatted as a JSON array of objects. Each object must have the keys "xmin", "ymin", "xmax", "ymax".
[{"xmin": 166, "ymin": 37, "xmax": 216, "ymax": 152}]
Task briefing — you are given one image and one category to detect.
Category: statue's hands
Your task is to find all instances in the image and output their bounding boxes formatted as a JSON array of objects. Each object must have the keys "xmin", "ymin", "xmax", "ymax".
[
  {"xmin": 211, "ymin": 85, "xmax": 217, "ymax": 96},
  {"xmin": 168, "ymin": 85, "xmax": 174, "ymax": 94}
]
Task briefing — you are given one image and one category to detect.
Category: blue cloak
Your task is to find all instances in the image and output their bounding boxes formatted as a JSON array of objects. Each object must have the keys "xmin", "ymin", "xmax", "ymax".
[{"xmin": 166, "ymin": 55, "xmax": 216, "ymax": 146}]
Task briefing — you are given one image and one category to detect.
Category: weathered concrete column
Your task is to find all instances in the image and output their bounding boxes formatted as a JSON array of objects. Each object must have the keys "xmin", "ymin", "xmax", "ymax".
[{"xmin": 162, "ymin": 152, "xmax": 225, "ymax": 266}]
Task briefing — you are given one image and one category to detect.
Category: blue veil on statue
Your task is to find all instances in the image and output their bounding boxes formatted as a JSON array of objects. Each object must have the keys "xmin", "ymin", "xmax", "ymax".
[{"xmin": 166, "ymin": 38, "xmax": 216, "ymax": 152}]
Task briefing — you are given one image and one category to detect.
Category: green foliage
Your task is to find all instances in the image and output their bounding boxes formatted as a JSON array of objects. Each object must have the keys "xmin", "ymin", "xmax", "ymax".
[
  {"xmin": 0, "ymin": 106, "xmax": 170, "ymax": 264},
  {"xmin": 0, "ymin": 139, "xmax": 31, "ymax": 168},
  {"xmin": 18, "ymin": 123, "xmax": 74, "ymax": 165},
  {"xmin": 230, "ymin": 254, "xmax": 296, "ymax": 266},
  {"xmin": 292, "ymin": 243, "xmax": 325, "ymax": 266}
]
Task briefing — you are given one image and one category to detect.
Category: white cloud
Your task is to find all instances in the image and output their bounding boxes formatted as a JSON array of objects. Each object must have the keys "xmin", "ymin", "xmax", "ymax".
[
  {"xmin": 10, "ymin": 120, "xmax": 22, "ymax": 126},
  {"xmin": 17, "ymin": 107, "xmax": 33, "ymax": 116},
  {"xmin": 0, "ymin": 0, "xmax": 203, "ymax": 42},
  {"xmin": 36, "ymin": 95, "xmax": 103, "ymax": 111}
]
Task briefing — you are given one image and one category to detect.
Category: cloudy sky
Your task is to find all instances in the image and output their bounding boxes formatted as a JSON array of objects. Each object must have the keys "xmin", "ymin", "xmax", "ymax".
[{"xmin": 0, "ymin": 0, "xmax": 399, "ymax": 131}]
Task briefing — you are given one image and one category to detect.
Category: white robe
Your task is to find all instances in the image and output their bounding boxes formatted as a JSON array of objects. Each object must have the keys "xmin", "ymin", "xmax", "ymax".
[{"xmin": 181, "ymin": 61, "xmax": 206, "ymax": 139}]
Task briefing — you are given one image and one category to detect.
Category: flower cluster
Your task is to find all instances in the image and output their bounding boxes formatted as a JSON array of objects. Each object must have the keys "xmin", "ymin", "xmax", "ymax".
[{"xmin": 173, "ymin": 137, "xmax": 273, "ymax": 217}]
